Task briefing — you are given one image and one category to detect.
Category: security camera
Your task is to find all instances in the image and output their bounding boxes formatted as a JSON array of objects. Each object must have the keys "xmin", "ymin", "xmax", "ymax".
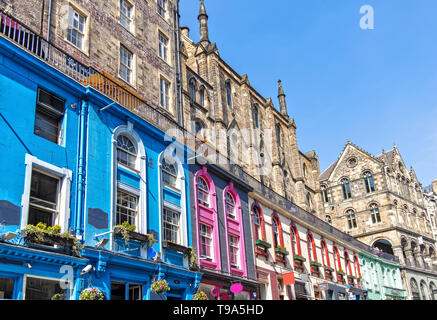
[{"xmin": 80, "ymin": 264, "xmax": 94, "ymax": 275}]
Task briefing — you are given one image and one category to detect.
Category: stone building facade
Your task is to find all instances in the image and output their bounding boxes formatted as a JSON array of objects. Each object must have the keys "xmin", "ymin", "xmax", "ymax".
[
  {"xmin": 424, "ymin": 181, "xmax": 437, "ymax": 242},
  {"xmin": 319, "ymin": 141, "xmax": 437, "ymax": 299},
  {"xmin": 1, "ymin": 0, "xmax": 184, "ymax": 123},
  {"xmin": 179, "ymin": 0, "xmax": 322, "ymax": 216}
]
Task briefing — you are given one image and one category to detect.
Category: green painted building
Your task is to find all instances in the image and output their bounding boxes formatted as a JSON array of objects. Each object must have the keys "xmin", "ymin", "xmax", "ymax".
[{"xmin": 359, "ymin": 251, "xmax": 406, "ymax": 300}]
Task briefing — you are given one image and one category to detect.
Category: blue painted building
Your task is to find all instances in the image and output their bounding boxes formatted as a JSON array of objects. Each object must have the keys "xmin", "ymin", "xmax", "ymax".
[{"xmin": 0, "ymin": 11, "xmax": 201, "ymax": 300}]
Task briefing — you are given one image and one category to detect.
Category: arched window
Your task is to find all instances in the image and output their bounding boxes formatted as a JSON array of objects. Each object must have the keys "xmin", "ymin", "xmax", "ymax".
[
  {"xmin": 420, "ymin": 280, "xmax": 428, "ymax": 300},
  {"xmin": 197, "ymin": 177, "xmax": 210, "ymax": 207},
  {"xmin": 370, "ymin": 203, "xmax": 381, "ymax": 224},
  {"xmin": 194, "ymin": 167, "xmax": 220, "ymax": 270},
  {"xmin": 290, "ymin": 224, "xmax": 302, "ymax": 256},
  {"xmin": 410, "ymin": 278, "xmax": 420, "ymax": 300},
  {"xmin": 307, "ymin": 233, "xmax": 317, "ymax": 262},
  {"xmin": 272, "ymin": 218, "xmax": 280, "ymax": 248},
  {"xmin": 363, "ymin": 171, "xmax": 375, "ymax": 193},
  {"xmin": 226, "ymin": 80, "xmax": 232, "ymax": 107},
  {"xmin": 194, "ymin": 120, "xmax": 204, "ymax": 138},
  {"xmin": 306, "ymin": 192, "xmax": 313, "ymax": 211},
  {"xmin": 224, "ymin": 183, "xmax": 246, "ymax": 275},
  {"xmin": 225, "ymin": 192, "xmax": 236, "ymax": 220},
  {"xmin": 276, "ymin": 123, "xmax": 282, "ymax": 147},
  {"xmin": 341, "ymin": 178, "xmax": 352, "ymax": 200},
  {"xmin": 253, "ymin": 105, "xmax": 259, "ymax": 128},
  {"xmin": 117, "ymin": 135, "xmax": 137, "ymax": 170},
  {"xmin": 303, "ymin": 164, "xmax": 308, "ymax": 178},
  {"xmin": 353, "ymin": 255, "xmax": 361, "ymax": 278},
  {"xmin": 344, "ymin": 252, "xmax": 353, "ymax": 276},
  {"xmin": 199, "ymin": 86, "xmax": 205, "ymax": 107},
  {"xmin": 189, "ymin": 79, "xmax": 196, "ymax": 101},
  {"xmin": 333, "ymin": 246, "xmax": 342, "ymax": 273},
  {"xmin": 430, "ymin": 282, "xmax": 436, "ymax": 301},
  {"xmin": 346, "ymin": 209, "xmax": 357, "ymax": 229},
  {"xmin": 252, "ymin": 205, "xmax": 265, "ymax": 241},
  {"xmin": 321, "ymin": 240, "xmax": 330, "ymax": 267},
  {"xmin": 162, "ymin": 158, "xmax": 178, "ymax": 189},
  {"xmin": 321, "ymin": 185, "xmax": 329, "ymax": 203}
]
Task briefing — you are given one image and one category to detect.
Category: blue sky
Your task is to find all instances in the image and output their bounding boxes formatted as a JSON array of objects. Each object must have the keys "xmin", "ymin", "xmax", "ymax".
[{"xmin": 180, "ymin": 0, "xmax": 437, "ymax": 187}]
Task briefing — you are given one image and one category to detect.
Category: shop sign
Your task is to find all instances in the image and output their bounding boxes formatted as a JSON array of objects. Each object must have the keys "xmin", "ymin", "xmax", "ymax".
[{"xmin": 318, "ymin": 283, "xmax": 329, "ymax": 291}]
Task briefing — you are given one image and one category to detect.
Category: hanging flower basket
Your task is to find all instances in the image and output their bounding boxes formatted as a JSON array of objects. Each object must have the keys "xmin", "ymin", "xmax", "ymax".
[
  {"xmin": 151, "ymin": 279, "xmax": 170, "ymax": 294},
  {"xmin": 79, "ymin": 287, "xmax": 105, "ymax": 300},
  {"xmin": 193, "ymin": 291, "xmax": 208, "ymax": 300}
]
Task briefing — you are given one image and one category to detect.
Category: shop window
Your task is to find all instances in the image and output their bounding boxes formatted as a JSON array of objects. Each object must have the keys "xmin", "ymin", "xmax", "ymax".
[
  {"xmin": 0, "ymin": 278, "xmax": 14, "ymax": 299},
  {"xmin": 24, "ymin": 276, "xmax": 67, "ymax": 300}
]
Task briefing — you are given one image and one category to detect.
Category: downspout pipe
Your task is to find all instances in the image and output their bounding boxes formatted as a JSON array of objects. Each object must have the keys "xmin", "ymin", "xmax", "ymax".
[
  {"xmin": 174, "ymin": 0, "xmax": 184, "ymax": 128},
  {"xmin": 46, "ymin": 0, "xmax": 52, "ymax": 41},
  {"xmin": 75, "ymin": 99, "xmax": 88, "ymax": 239}
]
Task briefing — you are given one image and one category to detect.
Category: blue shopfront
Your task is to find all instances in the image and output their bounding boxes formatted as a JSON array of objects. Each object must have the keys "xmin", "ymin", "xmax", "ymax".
[{"xmin": 0, "ymin": 14, "xmax": 201, "ymax": 300}]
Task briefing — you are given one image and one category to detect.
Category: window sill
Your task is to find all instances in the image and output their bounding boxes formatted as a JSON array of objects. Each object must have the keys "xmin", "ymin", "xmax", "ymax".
[
  {"xmin": 200, "ymin": 259, "xmax": 218, "ymax": 270},
  {"xmin": 117, "ymin": 163, "xmax": 140, "ymax": 175},
  {"xmin": 118, "ymin": 21, "xmax": 136, "ymax": 37},
  {"xmin": 64, "ymin": 38, "xmax": 89, "ymax": 57},
  {"xmin": 230, "ymin": 267, "xmax": 244, "ymax": 276}
]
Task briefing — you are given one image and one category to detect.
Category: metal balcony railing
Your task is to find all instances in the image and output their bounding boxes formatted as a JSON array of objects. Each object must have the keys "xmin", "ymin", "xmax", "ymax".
[{"xmin": 0, "ymin": 9, "xmax": 402, "ymax": 265}]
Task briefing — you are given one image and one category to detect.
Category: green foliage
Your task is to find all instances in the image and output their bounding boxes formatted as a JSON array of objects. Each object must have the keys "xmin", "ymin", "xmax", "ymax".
[
  {"xmin": 193, "ymin": 291, "xmax": 208, "ymax": 300},
  {"xmin": 188, "ymin": 246, "xmax": 198, "ymax": 269},
  {"xmin": 113, "ymin": 221, "xmax": 136, "ymax": 245},
  {"xmin": 146, "ymin": 233, "xmax": 158, "ymax": 249},
  {"xmin": 51, "ymin": 293, "xmax": 65, "ymax": 300},
  {"xmin": 23, "ymin": 224, "xmax": 82, "ymax": 256},
  {"xmin": 79, "ymin": 288, "xmax": 105, "ymax": 300}
]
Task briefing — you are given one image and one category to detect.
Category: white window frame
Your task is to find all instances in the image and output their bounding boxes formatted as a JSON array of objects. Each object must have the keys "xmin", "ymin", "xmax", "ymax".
[
  {"xmin": 120, "ymin": 45, "xmax": 134, "ymax": 84},
  {"xmin": 199, "ymin": 223, "xmax": 214, "ymax": 261},
  {"xmin": 21, "ymin": 154, "xmax": 72, "ymax": 233},
  {"xmin": 120, "ymin": 0, "xmax": 134, "ymax": 32},
  {"xmin": 158, "ymin": 32, "xmax": 169, "ymax": 62},
  {"xmin": 67, "ymin": 6, "xmax": 86, "ymax": 50},
  {"xmin": 160, "ymin": 77, "xmax": 171, "ymax": 109},
  {"xmin": 116, "ymin": 189, "xmax": 139, "ymax": 227},
  {"xmin": 228, "ymin": 234, "xmax": 240, "ymax": 269},
  {"xmin": 157, "ymin": 0, "xmax": 167, "ymax": 18},
  {"xmin": 163, "ymin": 206, "xmax": 181, "ymax": 244}
]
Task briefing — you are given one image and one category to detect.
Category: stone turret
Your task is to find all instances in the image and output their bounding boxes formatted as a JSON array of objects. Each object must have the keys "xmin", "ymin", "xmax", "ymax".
[
  {"xmin": 198, "ymin": 0, "xmax": 210, "ymax": 46},
  {"xmin": 278, "ymin": 80, "xmax": 289, "ymax": 118}
]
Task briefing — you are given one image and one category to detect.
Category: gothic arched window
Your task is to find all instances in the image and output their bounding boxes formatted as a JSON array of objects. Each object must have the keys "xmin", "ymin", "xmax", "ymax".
[
  {"xmin": 341, "ymin": 178, "xmax": 352, "ymax": 200},
  {"xmin": 363, "ymin": 171, "xmax": 375, "ymax": 193},
  {"xmin": 370, "ymin": 203, "xmax": 381, "ymax": 224}
]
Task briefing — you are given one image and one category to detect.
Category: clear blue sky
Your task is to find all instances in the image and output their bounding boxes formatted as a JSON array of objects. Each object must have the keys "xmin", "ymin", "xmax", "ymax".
[{"xmin": 180, "ymin": 0, "xmax": 437, "ymax": 187}]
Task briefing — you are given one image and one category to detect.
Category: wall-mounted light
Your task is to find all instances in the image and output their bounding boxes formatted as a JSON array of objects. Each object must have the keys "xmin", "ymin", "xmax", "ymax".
[
  {"xmin": 26, "ymin": 263, "xmax": 32, "ymax": 269},
  {"xmin": 80, "ymin": 264, "xmax": 95, "ymax": 275}
]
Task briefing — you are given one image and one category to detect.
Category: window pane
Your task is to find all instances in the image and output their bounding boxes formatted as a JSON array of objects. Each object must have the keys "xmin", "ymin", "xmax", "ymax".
[
  {"xmin": 25, "ymin": 277, "xmax": 66, "ymax": 300},
  {"xmin": 163, "ymin": 209, "xmax": 180, "ymax": 243},
  {"xmin": 0, "ymin": 278, "xmax": 14, "ymax": 299},
  {"xmin": 116, "ymin": 190, "xmax": 137, "ymax": 226},
  {"xmin": 111, "ymin": 282, "xmax": 126, "ymax": 300}
]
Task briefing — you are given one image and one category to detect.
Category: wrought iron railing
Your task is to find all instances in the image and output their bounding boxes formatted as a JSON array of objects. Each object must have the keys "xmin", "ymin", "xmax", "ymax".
[{"xmin": 0, "ymin": 9, "xmax": 401, "ymax": 265}]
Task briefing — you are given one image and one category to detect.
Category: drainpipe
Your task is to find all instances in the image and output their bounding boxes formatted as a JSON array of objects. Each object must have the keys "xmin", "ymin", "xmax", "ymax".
[
  {"xmin": 46, "ymin": 0, "xmax": 52, "ymax": 41},
  {"xmin": 75, "ymin": 99, "xmax": 88, "ymax": 239},
  {"xmin": 173, "ymin": 0, "xmax": 184, "ymax": 127}
]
